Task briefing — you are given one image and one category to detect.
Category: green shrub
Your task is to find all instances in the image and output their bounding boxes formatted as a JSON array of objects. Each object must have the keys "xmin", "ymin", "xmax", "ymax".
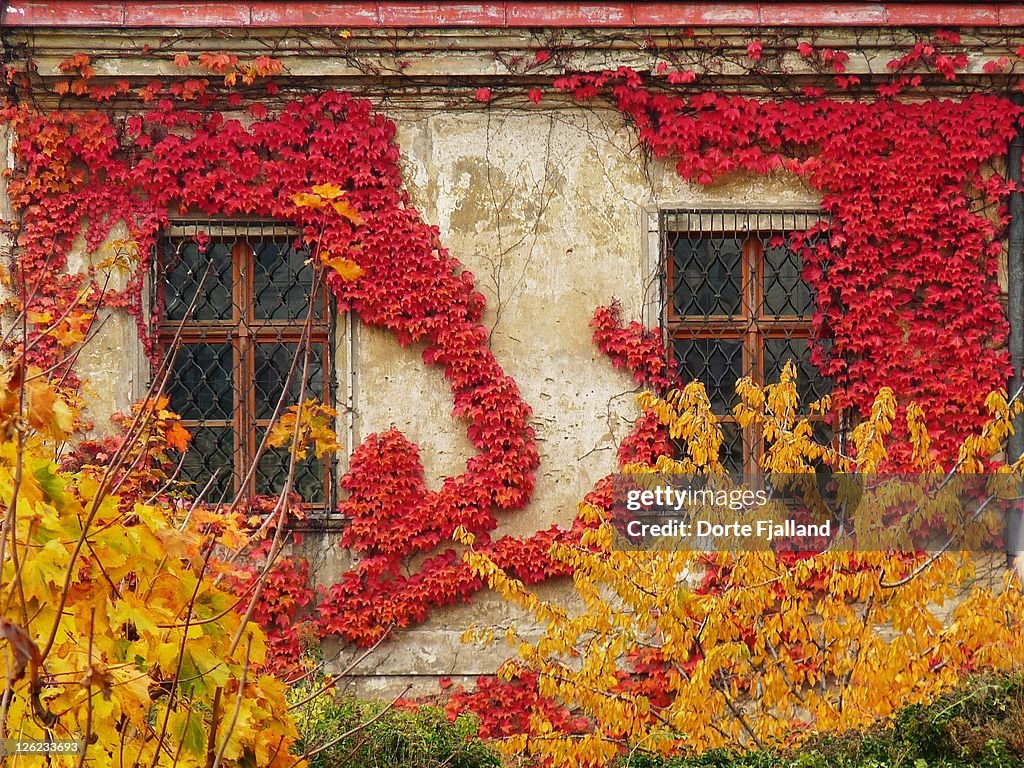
[
  {"xmin": 617, "ymin": 674, "xmax": 1024, "ymax": 768},
  {"xmin": 290, "ymin": 688, "xmax": 501, "ymax": 768},
  {"xmin": 289, "ymin": 673, "xmax": 1023, "ymax": 767}
]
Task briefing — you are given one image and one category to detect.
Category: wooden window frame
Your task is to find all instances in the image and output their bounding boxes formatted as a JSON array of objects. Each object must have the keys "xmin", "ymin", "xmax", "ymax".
[
  {"xmin": 154, "ymin": 223, "xmax": 336, "ymax": 508},
  {"xmin": 662, "ymin": 210, "xmax": 827, "ymax": 475}
]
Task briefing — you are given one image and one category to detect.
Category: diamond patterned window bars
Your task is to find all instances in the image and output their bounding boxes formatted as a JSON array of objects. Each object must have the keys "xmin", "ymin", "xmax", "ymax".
[
  {"xmin": 662, "ymin": 209, "xmax": 832, "ymax": 475},
  {"xmin": 153, "ymin": 221, "xmax": 336, "ymax": 509}
]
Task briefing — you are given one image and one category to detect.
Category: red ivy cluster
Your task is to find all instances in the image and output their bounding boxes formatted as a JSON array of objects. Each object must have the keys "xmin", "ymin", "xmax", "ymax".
[
  {"xmin": 4, "ymin": 31, "xmax": 1024, "ymax": 667},
  {"xmin": 1, "ymin": 82, "xmax": 576, "ymax": 652},
  {"xmin": 318, "ymin": 426, "xmax": 581, "ymax": 645},
  {"xmin": 446, "ymin": 669, "xmax": 589, "ymax": 739},
  {"xmin": 553, "ymin": 59, "xmax": 1019, "ymax": 464},
  {"xmin": 590, "ymin": 301, "xmax": 676, "ymax": 394}
]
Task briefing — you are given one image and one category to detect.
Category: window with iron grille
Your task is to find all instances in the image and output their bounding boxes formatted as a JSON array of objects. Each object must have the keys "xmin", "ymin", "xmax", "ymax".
[
  {"xmin": 153, "ymin": 221, "xmax": 336, "ymax": 509},
  {"xmin": 662, "ymin": 209, "xmax": 832, "ymax": 475}
]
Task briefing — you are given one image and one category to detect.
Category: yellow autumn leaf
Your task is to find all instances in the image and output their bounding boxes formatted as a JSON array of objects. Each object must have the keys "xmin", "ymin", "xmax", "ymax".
[
  {"xmin": 291, "ymin": 191, "xmax": 324, "ymax": 209},
  {"xmin": 311, "ymin": 182, "xmax": 344, "ymax": 199},
  {"xmin": 267, "ymin": 399, "xmax": 342, "ymax": 459},
  {"xmin": 109, "ymin": 594, "xmax": 161, "ymax": 639},
  {"xmin": 319, "ymin": 254, "xmax": 363, "ymax": 281},
  {"xmin": 27, "ymin": 309, "xmax": 53, "ymax": 325},
  {"xmin": 170, "ymin": 707, "xmax": 206, "ymax": 756},
  {"xmin": 20, "ymin": 538, "xmax": 68, "ymax": 602},
  {"xmin": 332, "ymin": 198, "xmax": 364, "ymax": 225}
]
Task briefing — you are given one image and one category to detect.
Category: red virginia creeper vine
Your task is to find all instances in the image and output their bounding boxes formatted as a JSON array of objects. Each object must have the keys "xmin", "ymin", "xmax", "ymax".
[{"xmin": 4, "ymin": 30, "xmax": 1024, "ymax": 665}]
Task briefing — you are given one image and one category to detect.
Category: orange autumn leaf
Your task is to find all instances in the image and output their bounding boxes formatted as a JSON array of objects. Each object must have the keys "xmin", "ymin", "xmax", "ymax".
[
  {"xmin": 252, "ymin": 55, "xmax": 284, "ymax": 77},
  {"xmin": 319, "ymin": 254, "xmax": 363, "ymax": 281},
  {"xmin": 58, "ymin": 52, "xmax": 94, "ymax": 79},
  {"xmin": 292, "ymin": 191, "xmax": 324, "ymax": 210},
  {"xmin": 311, "ymin": 182, "xmax": 344, "ymax": 200},
  {"xmin": 332, "ymin": 199, "xmax": 364, "ymax": 226},
  {"xmin": 58, "ymin": 52, "xmax": 90, "ymax": 72},
  {"xmin": 0, "ymin": 364, "xmax": 75, "ymax": 440},
  {"xmin": 54, "ymin": 313, "xmax": 93, "ymax": 347},
  {"xmin": 197, "ymin": 52, "xmax": 239, "ymax": 74},
  {"xmin": 164, "ymin": 421, "xmax": 191, "ymax": 452}
]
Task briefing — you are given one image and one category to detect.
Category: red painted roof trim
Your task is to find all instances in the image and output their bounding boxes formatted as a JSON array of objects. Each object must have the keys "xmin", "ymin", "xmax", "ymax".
[{"xmin": 4, "ymin": 2, "xmax": 1024, "ymax": 29}]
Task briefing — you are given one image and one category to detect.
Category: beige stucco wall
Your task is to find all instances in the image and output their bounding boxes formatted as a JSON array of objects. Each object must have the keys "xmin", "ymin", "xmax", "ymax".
[
  {"xmin": 325, "ymin": 101, "xmax": 819, "ymax": 693},
  {"xmin": 0, "ymin": 87, "xmax": 818, "ymax": 695},
  {"xmin": 361, "ymin": 106, "xmax": 650, "ymax": 527},
  {"xmin": 0, "ymin": 124, "xmax": 144, "ymax": 432},
  {"xmin": 66, "ymin": 225, "xmax": 149, "ymax": 434}
]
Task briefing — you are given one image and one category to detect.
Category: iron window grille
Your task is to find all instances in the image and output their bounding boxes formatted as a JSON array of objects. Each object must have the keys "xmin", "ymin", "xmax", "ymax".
[
  {"xmin": 661, "ymin": 209, "xmax": 832, "ymax": 475},
  {"xmin": 152, "ymin": 220, "xmax": 337, "ymax": 511}
]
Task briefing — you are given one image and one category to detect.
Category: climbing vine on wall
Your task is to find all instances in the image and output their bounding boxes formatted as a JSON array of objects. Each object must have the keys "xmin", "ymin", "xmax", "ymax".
[
  {"xmin": 2, "ymin": 29, "xmax": 1024, "ymax": 668},
  {"xmin": 1, "ymin": 56, "xmax": 575, "ymax": 663},
  {"xmin": 554, "ymin": 57, "xmax": 1019, "ymax": 463},
  {"xmin": 444, "ymin": 35, "xmax": 1024, "ymax": 754}
]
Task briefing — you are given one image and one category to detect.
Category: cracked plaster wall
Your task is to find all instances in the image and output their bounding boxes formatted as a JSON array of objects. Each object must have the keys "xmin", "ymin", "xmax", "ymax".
[
  {"xmin": 0, "ymin": 100, "xmax": 819, "ymax": 694},
  {"xmin": 323, "ymin": 102, "xmax": 818, "ymax": 693}
]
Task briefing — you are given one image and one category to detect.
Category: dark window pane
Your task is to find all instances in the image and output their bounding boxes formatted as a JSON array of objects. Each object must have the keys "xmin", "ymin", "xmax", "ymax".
[
  {"xmin": 253, "ymin": 241, "xmax": 320, "ymax": 321},
  {"xmin": 719, "ymin": 422, "xmax": 745, "ymax": 477},
  {"xmin": 167, "ymin": 343, "xmax": 234, "ymax": 421},
  {"xmin": 763, "ymin": 244, "xmax": 814, "ymax": 317},
  {"xmin": 673, "ymin": 338, "xmax": 744, "ymax": 413},
  {"xmin": 178, "ymin": 426, "xmax": 234, "ymax": 502},
  {"xmin": 163, "ymin": 241, "xmax": 233, "ymax": 322},
  {"xmin": 254, "ymin": 343, "xmax": 325, "ymax": 420},
  {"xmin": 812, "ymin": 420, "xmax": 833, "ymax": 446},
  {"xmin": 763, "ymin": 337, "xmax": 831, "ymax": 408},
  {"xmin": 255, "ymin": 427, "xmax": 327, "ymax": 503},
  {"xmin": 158, "ymin": 227, "xmax": 335, "ymax": 508},
  {"xmin": 671, "ymin": 235, "xmax": 743, "ymax": 317}
]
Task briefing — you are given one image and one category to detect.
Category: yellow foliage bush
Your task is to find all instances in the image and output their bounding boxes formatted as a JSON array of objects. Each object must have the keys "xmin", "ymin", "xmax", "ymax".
[
  {"xmin": 0, "ymin": 365, "xmax": 303, "ymax": 767},
  {"xmin": 462, "ymin": 364, "xmax": 1024, "ymax": 766}
]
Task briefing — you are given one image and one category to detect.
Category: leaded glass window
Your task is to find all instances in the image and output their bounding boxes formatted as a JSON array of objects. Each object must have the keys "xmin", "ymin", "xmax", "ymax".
[
  {"xmin": 154, "ymin": 221, "xmax": 335, "ymax": 507},
  {"xmin": 663, "ymin": 210, "xmax": 831, "ymax": 474}
]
